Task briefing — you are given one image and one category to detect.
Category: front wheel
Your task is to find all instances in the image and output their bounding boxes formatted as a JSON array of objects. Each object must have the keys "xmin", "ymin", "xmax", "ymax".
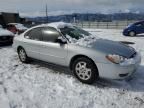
[
  {"xmin": 18, "ymin": 47, "xmax": 29, "ymax": 63},
  {"xmin": 72, "ymin": 57, "xmax": 99, "ymax": 84},
  {"xmin": 129, "ymin": 31, "xmax": 136, "ymax": 36}
]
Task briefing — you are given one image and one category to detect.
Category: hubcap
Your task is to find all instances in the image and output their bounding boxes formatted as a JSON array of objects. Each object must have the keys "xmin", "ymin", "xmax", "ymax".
[
  {"xmin": 75, "ymin": 62, "xmax": 92, "ymax": 80},
  {"xmin": 130, "ymin": 31, "xmax": 135, "ymax": 36},
  {"xmin": 19, "ymin": 49, "xmax": 26, "ymax": 61}
]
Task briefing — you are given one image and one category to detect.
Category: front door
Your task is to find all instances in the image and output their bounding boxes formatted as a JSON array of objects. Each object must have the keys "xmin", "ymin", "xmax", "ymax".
[
  {"xmin": 23, "ymin": 27, "xmax": 42, "ymax": 59},
  {"xmin": 135, "ymin": 23, "xmax": 144, "ymax": 34},
  {"xmin": 39, "ymin": 27, "xmax": 68, "ymax": 66}
]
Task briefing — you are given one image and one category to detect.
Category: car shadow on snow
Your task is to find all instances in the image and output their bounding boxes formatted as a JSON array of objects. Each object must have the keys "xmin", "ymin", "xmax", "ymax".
[
  {"xmin": 29, "ymin": 60, "xmax": 144, "ymax": 92},
  {"xmin": 18, "ymin": 56, "xmax": 144, "ymax": 93},
  {"xmin": 136, "ymin": 34, "xmax": 144, "ymax": 37},
  {"xmin": 126, "ymin": 34, "xmax": 144, "ymax": 37},
  {"xmin": 94, "ymin": 65, "xmax": 144, "ymax": 92},
  {"xmin": 31, "ymin": 60, "xmax": 73, "ymax": 76}
]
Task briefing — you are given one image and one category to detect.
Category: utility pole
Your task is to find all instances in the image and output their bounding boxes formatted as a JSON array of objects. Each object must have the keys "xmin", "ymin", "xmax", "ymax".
[{"xmin": 46, "ymin": 4, "xmax": 48, "ymax": 23}]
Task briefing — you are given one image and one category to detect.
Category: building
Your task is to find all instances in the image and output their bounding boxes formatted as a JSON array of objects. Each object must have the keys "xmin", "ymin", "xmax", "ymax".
[
  {"xmin": 0, "ymin": 12, "xmax": 26, "ymax": 27},
  {"xmin": 2, "ymin": 12, "xmax": 20, "ymax": 24},
  {"xmin": 0, "ymin": 13, "xmax": 5, "ymax": 26}
]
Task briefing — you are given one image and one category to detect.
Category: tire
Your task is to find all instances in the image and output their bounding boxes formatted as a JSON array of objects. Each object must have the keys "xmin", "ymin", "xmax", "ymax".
[
  {"xmin": 129, "ymin": 31, "xmax": 136, "ymax": 36},
  {"xmin": 18, "ymin": 47, "xmax": 29, "ymax": 63},
  {"xmin": 72, "ymin": 57, "xmax": 99, "ymax": 84}
]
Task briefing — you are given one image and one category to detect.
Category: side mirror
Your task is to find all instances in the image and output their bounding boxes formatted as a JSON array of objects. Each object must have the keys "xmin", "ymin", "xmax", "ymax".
[{"xmin": 56, "ymin": 37, "xmax": 67, "ymax": 44}]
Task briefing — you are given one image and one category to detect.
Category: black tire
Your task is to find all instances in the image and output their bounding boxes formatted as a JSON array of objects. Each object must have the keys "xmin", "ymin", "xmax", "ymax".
[
  {"xmin": 129, "ymin": 31, "xmax": 136, "ymax": 36},
  {"xmin": 72, "ymin": 57, "xmax": 99, "ymax": 84},
  {"xmin": 17, "ymin": 47, "xmax": 30, "ymax": 63}
]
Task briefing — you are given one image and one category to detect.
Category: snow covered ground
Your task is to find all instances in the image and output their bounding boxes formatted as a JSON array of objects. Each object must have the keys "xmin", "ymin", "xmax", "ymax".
[{"xmin": 0, "ymin": 29, "xmax": 144, "ymax": 108}]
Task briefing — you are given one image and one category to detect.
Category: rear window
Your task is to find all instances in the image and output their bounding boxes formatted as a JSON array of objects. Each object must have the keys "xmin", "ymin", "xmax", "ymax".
[{"xmin": 24, "ymin": 27, "xmax": 42, "ymax": 41}]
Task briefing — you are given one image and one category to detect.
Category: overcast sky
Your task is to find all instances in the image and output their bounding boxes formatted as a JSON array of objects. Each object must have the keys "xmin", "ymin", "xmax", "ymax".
[{"xmin": 0, "ymin": 0, "xmax": 143, "ymax": 17}]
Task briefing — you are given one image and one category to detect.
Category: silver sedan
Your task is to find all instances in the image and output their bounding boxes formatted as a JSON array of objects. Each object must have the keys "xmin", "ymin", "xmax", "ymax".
[{"xmin": 13, "ymin": 22, "xmax": 141, "ymax": 84}]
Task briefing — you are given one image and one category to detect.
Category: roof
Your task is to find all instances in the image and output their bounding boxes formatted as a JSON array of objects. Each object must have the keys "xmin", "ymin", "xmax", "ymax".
[
  {"xmin": 48, "ymin": 22, "xmax": 73, "ymax": 29},
  {"xmin": 134, "ymin": 20, "xmax": 144, "ymax": 25},
  {"xmin": 34, "ymin": 22, "xmax": 73, "ymax": 29}
]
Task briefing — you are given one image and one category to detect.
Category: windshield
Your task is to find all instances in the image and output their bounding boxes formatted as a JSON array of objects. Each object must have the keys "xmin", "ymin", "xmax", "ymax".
[
  {"xmin": 60, "ymin": 26, "xmax": 91, "ymax": 40},
  {"xmin": 127, "ymin": 24, "xmax": 132, "ymax": 28}
]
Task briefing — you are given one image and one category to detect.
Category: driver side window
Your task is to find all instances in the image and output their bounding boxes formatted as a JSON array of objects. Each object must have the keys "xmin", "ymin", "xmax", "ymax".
[
  {"xmin": 135, "ymin": 23, "xmax": 144, "ymax": 27},
  {"xmin": 42, "ymin": 27, "xmax": 60, "ymax": 43}
]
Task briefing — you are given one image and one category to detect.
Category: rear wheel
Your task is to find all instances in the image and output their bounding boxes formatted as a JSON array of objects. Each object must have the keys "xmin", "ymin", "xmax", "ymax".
[
  {"xmin": 129, "ymin": 31, "xmax": 136, "ymax": 36},
  {"xmin": 18, "ymin": 47, "xmax": 29, "ymax": 63},
  {"xmin": 72, "ymin": 57, "xmax": 98, "ymax": 84}
]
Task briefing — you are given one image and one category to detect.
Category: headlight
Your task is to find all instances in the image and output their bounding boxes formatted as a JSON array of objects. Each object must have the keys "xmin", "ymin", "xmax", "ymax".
[{"xmin": 106, "ymin": 54, "xmax": 125, "ymax": 64}]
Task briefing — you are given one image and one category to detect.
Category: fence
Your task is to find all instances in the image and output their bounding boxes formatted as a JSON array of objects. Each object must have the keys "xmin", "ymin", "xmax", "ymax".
[{"xmin": 72, "ymin": 20, "xmax": 137, "ymax": 29}]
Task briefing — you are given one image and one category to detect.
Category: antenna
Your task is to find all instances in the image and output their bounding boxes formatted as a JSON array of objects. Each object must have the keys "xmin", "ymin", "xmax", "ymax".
[{"xmin": 46, "ymin": 4, "xmax": 48, "ymax": 23}]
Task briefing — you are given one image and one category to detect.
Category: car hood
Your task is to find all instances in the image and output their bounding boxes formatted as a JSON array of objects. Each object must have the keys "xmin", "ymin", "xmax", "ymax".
[
  {"xmin": 15, "ymin": 25, "xmax": 28, "ymax": 31},
  {"xmin": 0, "ymin": 28, "xmax": 14, "ymax": 36},
  {"xmin": 17, "ymin": 27, "xmax": 28, "ymax": 31},
  {"xmin": 91, "ymin": 39, "xmax": 136, "ymax": 58}
]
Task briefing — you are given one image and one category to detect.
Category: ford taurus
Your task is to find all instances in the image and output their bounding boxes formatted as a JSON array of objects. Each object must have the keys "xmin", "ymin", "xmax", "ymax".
[{"xmin": 13, "ymin": 22, "xmax": 141, "ymax": 84}]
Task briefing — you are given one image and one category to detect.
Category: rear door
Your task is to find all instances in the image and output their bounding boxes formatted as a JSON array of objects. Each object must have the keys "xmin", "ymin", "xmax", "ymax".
[
  {"xmin": 23, "ymin": 27, "xmax": 42, "ymax": 59},
  {"xmin": 39, "ymin": 27, "xmax": 68, "ymax": 66}
]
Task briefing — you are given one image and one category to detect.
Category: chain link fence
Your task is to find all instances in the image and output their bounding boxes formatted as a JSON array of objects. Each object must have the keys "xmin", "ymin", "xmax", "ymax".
[{"xmin": 72, "ymin": 20, "xmax": 138, "ymax": 29}]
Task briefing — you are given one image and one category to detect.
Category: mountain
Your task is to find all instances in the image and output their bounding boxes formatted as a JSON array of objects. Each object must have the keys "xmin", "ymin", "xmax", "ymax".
[{"xmin": 26, "ymin": 13, "xmax": 144, "ymax": 23}]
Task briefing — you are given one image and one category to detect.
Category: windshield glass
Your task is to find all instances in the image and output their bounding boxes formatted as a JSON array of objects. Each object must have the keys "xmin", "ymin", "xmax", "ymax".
[
  {"xmin": 127, "ymin": 24, "xmax": 132, "ymax": 28},
  {"xmin": 60, "ymin": 26, "xmax": 91, "ymax": 40}
]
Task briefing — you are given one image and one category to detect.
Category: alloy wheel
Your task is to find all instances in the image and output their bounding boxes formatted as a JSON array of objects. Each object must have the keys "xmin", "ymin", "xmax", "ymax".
[
  {"xmin": 75, "ymin": 61, "xmax": 92, "ymax": 80},
  {"xmin": 19, "ymin": 49, "xmax": 26, "ymax": 62},
  {"xmin": 129, "ymin": 31, "xmax": 136, "ymax": 36}
]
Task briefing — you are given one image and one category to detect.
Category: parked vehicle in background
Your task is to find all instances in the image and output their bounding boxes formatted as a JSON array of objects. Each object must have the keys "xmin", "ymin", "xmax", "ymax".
[
  {"xmin": 6, "ymin": 23, "xmax": 28, "ymax": 34},
  {"xmin": 123, "ymin": 21, "xmax": 144, "ymax": 36},
  {"xmin": 13, "ymin": 22, "xmax": 141, "ymax": 84},
  {"xmin": 0, "ymin": 25, "xmax": 14, "ymax": 45}
]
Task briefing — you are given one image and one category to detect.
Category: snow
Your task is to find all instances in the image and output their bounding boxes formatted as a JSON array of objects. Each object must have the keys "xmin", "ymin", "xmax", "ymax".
[
  {"xmin": 66, "ymin": 34, "xmax": 98, "ymax": 47},
  {"xmin": 48, "ymin": 22, "xmax": 73, "ymax": 29},
  {"xmin": 0, "ymin": 29, "xmax": 144, "ymax": 108},
  {"xmin": 120, "ymin": 53, "xmax": 141, "ymax": 66},
  {"xmin": 8, "ymin": 23, "xmax": 28, "ymax": 30},
  {"xmin": 15, "ymin": 24, "xmax": 27, "ymax": 30},
  {"xmin": 49, "ymin": 22, "xmax": 99, "ymax": 47},
  {"xmin": 0, "ymin": 28, "xmax": 14, "ymax": 36}
]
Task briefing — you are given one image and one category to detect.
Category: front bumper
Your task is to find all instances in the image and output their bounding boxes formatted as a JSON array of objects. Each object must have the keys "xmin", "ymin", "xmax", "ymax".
[
  {"xmin": 96, "ymin": 53, "xmax": 141, "ymax": 79},
  {"xmin": 123, "ymin": 29, "xmax": 130, "ymax": 36},
  {"xmin": 0, "ymin": 36, "xmax": 14, "ymax": 45}
]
